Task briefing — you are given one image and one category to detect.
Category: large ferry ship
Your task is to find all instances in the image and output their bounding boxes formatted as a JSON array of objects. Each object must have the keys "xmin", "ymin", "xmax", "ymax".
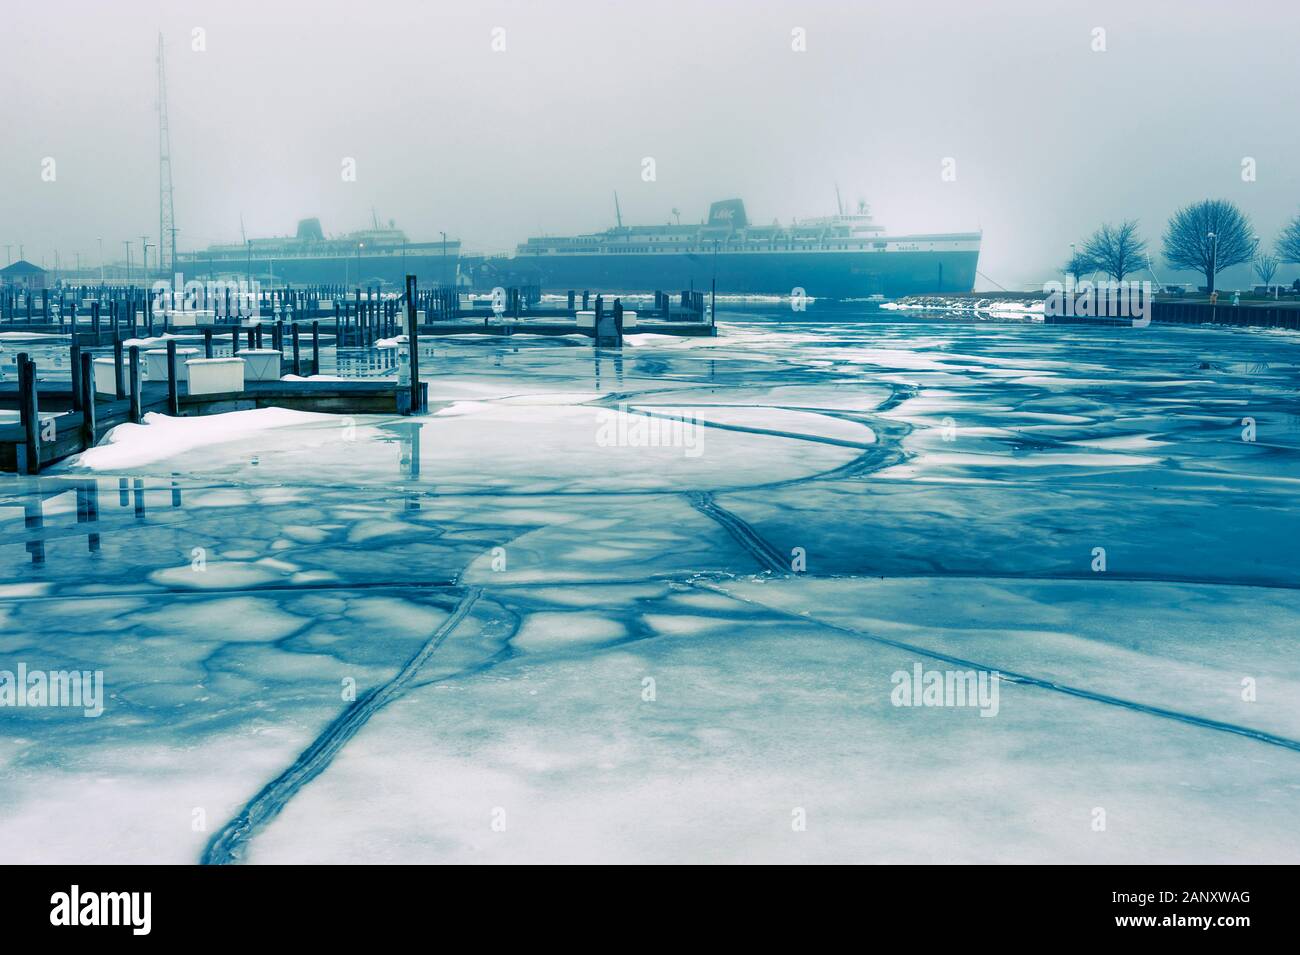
[
  {"xmin": 472, "ymin": 199, "xmax": 981, "ymax": 298},
  {"xmin": 175, "ymin": 216, "xmax": 460, "ymax": 287}
]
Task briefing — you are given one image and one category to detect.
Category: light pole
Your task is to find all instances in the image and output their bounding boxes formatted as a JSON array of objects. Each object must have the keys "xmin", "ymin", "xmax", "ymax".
[
  {"xmin": 711, "ymin": 239, "xmax": 719, "ymax": 325},
  {"xmin": 123, "ymin": 241, "xmax": 132, "ymax": 284},
  {"xmin": 97, "ymin": 237, "xmax": 104, "ymax": 283},
  {"xmin": 1207, "ymin": 231, "xmax": 1217, "ymax": 297},
  {"xmin": 440, "ymin": 231, "xmax": 447, "ymax": 289}
]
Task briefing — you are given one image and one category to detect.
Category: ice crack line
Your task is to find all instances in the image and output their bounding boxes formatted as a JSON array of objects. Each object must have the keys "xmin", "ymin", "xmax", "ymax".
[
  {"xmin": 704, "ymin": 582, "xmax": 1300, "ymax": 755},
  {"xmin": 689, "ymin": 491, "xmax": 789, "ymax": 575},
  {"xmin": 201, "ymin": 587, "xmax": 483, "ymax": 865}
]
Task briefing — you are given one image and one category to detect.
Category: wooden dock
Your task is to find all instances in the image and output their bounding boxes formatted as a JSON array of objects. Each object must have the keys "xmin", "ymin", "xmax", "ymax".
[
  {"xmin": 0, "ymin": 276, "xmax": 714, "ymax": 474},
  {"xmin": 414, "ymin": 318, "xmax": 717, "ymax": 338},
  {"xmin": 1044, "ymin": 300, "xmax": 1300, "ymax": 329},
  {"xmin": 0, "ymin": 378, "xmax": 426, "ymax": 474}
]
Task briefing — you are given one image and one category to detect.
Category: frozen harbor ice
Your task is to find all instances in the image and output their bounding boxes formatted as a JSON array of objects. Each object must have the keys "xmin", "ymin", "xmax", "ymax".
[{"xmin": 3, "ymin": 312, "xmax": 1300, "ymax": 863}]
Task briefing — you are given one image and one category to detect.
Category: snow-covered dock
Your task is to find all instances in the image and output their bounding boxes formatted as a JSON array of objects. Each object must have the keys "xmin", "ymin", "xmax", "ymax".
[{"xmin": 0, "ymin": 377, "xmax": 425, "ymax": 473}]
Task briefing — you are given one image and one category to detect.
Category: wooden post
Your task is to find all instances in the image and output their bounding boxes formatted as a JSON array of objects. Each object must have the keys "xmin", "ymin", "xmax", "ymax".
[
  {"xmin": 406, "ymin": 274, "xmax": 421, "ymax": 412},
  {"xmin": 166, "ymin": 339, "xmax": 180, "ymax": 416},
  {"xmin": 19, "ymin": 356, "xmax": 40, "ymax": 474},
  {"xmin": 113, "ymin": 334, "xmax": 126, "ymax": 398},
  {"xmin": 232, "ymin": 324, "xmax": 240, "ymax": 354},
  {"xmin": 129, "ymin": 346, "xmax": 142, "ymax": 423},
  {"xmin": 204, "ymin": 328, "xmax": 213, "ymax": 358},
  {"xmin": 312, "ymin": 321, "xmax": 321, "ymax": 375},
  {"xmin": 292, "ymin": 323, "xmax": 302, "ymax": 376},
  {"xmin": 81, "ymin": 352, "xmax": 97, "ymax": 445},
  {"xmin": 70, "ymin": 342, "xmax": 83, "ymax": 412}
]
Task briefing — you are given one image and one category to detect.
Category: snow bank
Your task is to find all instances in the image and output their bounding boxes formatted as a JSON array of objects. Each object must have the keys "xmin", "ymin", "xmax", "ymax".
[{"xmin": 63, "ymin": 407, "xmax": 343, "ymax": 471}]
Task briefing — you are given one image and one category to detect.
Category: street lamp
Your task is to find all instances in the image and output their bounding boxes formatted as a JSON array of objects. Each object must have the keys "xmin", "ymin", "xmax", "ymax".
[
  {"xmin": 440, "ymin": 231, "xmax": 447, "ymax": 290},
  {"xmin": 711, "ymin": 239, "xmax": 719, "ymax": 325},
  {"xmin": 97, "ymin": 236, "xmax": 104, "ymax": 284},
  {"xmin": 1207, "ymin": 231, "xmax": 1217, "ymax": 296}
]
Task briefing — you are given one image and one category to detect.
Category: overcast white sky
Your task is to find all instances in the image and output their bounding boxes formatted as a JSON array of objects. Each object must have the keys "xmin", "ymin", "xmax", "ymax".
[{"xmin": 3, "ymin": 0, "xmax": 1298, "ymax": 289}]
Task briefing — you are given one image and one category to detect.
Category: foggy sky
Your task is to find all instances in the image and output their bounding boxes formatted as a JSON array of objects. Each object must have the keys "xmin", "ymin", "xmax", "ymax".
[{"xmin": 4, "ymin": 0, "xmax": 1299, "ymax": 290}]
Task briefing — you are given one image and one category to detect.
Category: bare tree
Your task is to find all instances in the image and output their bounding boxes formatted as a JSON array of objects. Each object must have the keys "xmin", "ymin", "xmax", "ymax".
[
  {"xmin": 1082, "ymin": 220, "xmax": 1148, "ymax": 281},
  {"xmin": 1254, "ymin": 253, "xmax": 1279, "ymax": 288},
  {"xmin": 1063, "ymin": 250, "xmax": 1097, "ymax": 280},
  {"xmin": 1278, "ymin": 210, "xmax": 1300, "ymax": 263},
  {"xmin": 1162, "ymin": 199, "xmax": 1257, "ymax": 294}
]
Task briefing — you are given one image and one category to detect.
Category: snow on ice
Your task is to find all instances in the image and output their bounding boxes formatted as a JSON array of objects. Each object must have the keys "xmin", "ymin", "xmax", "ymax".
[{"xmin": 2, "ymin": 315, "xmax": 1299, "ymax": 863}]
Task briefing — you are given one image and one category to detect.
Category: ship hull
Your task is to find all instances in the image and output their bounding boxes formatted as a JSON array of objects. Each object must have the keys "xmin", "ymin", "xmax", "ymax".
[
  {"xmin": 174, "ymin": 253, "xmax": 459, "ymax": 288},
  {"xmin": 478, "ymin": 248, "xmax": 980, "ymax": 298}
]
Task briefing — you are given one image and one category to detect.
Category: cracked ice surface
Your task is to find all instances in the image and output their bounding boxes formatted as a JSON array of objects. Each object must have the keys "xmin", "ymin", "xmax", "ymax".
[{"xmin": 2, "ymin": 315, "xmax": 1300, "ymax": 863}]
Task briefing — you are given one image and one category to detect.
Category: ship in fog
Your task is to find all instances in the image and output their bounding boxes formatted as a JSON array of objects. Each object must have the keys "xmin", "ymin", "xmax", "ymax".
[
  {"xmin": 177, "ymin": 199, "xmax": 980, "ymax": 299},
  {"xmin": 175, "ymin": 215, "xmax": 460, "ymax": 287},
  {"xmin": 473, "ymin": 198, "xmax": 981, "ymax": 298}
]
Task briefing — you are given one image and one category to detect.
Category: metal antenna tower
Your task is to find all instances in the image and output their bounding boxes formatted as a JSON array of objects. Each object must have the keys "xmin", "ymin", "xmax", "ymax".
[{"xmin": 157, "ymin": 33, "xmax": 176, "ymax": 276}]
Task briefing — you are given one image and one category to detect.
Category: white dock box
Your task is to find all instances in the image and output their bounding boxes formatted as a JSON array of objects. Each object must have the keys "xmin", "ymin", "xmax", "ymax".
[
  {"xmin": 576, "ymin": 310, "xmax": 596, "ymax": 329},
  {"xmin": 185, "ymin": 357, "xmax": 245, "ymax": 395},
  {"xmin": 239, "ymin": 349, "xmax": 282, "ymax": 382},
  {"xmin": 91, "ymin": 357, "xmax": 118, "ymax": 396},
  {"xmin": 145, "ymin": 347, "xmax": 199, "ymax": 381}
]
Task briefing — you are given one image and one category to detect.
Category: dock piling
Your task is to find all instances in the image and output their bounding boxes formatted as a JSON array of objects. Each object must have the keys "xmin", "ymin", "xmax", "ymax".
[
  {"xmin": 80, "ymin": 352, "xmax": 96, "ymax": 445},
  {"xmin": 166, "ymin": 340, "xmax": 180, "ymax": 416},
  {"xmin": 128, "ymin": 346, "xmax": 142, "ymax": 424},
  {"xmin": 113, "ymin": 335, "xmax": 126, "ymax": 399},
  {"xmin": 18, "ymin": 356, "xmax": 40, "ymax": 475},
  {"xmin": 406, "ymin": 274, "xmax": 421, "ymax": 414},
  {"xmin": 70, "ymin": 342, "xmax": 83, "ymax": 412}
]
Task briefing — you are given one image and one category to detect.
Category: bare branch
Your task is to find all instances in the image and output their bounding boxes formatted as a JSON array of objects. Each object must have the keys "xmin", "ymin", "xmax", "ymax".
[
  {"xmin": 1081, "ymin": 220, "xmax": 1148, "ymax": 281},
  {"xmin": 1162, "ymin": 200, "xmax": 1257, "ymax": 289}
]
